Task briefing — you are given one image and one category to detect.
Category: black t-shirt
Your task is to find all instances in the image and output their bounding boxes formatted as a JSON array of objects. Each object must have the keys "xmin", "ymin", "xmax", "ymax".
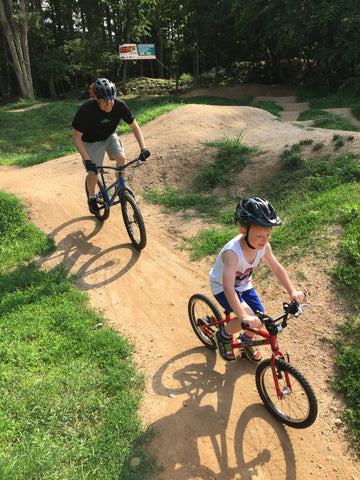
[{"xmin": 72, "ymin": 98, "xmax": 135, "ymax": 142}]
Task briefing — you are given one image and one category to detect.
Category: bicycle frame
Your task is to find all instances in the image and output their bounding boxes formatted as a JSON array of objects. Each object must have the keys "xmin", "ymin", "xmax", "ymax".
[
  {"xmin": 201, "ymin": 307, "xmax": 299, "ymax": 400},
  {"xmin": 95, "ymin": 157, "xmax": 143, "ymax": 208},
  {"xmin": 96, "ymin": 170, "xmax": 125, "ymax": 208}
]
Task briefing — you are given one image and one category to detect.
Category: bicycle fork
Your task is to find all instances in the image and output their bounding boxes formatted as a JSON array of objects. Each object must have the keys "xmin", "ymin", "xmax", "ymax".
[{"xmin": 270, "ymin": 336, "xmax": 292, "ymax": 399}]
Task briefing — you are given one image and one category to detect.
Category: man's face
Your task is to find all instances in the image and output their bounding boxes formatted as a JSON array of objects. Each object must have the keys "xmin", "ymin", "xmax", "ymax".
[{"xmin": 96, "ymin": 98, "xmax": 114, "ymax": 113}]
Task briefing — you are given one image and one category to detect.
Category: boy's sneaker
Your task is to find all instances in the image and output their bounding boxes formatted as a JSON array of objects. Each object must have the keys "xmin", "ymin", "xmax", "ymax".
[
  {"xmin": 213, "ymin": 330, "xmax": 235, "ymax": 362},
  {"xmin": 242, "ymin": 345, "xmax": 262, "ymax": 363},
  {"xmin": 88, "ymin": 197, "xmax": 99, "ymax": 214}
]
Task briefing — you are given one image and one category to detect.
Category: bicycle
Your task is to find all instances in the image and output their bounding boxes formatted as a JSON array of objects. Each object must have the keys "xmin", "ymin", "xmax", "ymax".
[
  {"xmin": 188, "ymin": 293, "xmax": 318, "ymax": 429},
  {"xmin": 85, "ymin": 156, "xmax": 147, "ymax": 249}
]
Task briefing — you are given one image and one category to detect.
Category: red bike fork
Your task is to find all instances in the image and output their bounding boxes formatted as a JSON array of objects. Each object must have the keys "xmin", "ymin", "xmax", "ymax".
[{"xmin": 270, "ymin": 335, "xmax": 291, "ymax": 399}]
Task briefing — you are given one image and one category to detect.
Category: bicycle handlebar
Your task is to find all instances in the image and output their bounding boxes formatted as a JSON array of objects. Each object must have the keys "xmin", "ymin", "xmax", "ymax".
[
  {"xmin": 241, "ymin": 300, "xmax": 308, "ymax": 333},
  {"xmin": 96, "ymin": 155, "xmax": 145, "ymax": 173}
]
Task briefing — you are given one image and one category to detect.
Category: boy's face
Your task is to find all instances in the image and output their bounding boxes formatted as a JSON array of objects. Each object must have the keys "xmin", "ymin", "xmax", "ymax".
[{"xmin": 240, "ymin": 224, "xmax": 272, "ymax": 249}]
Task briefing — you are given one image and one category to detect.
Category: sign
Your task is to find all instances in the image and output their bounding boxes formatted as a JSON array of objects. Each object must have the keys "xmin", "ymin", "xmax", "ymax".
[{"xmin": 119, "ymin": 44, "xmax": 156, "ymax": 60}]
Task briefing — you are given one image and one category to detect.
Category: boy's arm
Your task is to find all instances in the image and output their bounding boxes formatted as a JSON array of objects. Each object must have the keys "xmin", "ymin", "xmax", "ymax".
[
  {"xmin": 263, "ymin": 243, "xmax": 305, "ymax": 304},
  {"xmin": 222, "ymin": 250, "xmax": 261, "ymax": 332}
]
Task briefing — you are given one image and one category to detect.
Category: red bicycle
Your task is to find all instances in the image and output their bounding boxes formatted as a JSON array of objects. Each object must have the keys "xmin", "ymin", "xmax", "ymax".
[{"xmin": 188, "ymin": 294, "xmax": 318, "ymax": 429}]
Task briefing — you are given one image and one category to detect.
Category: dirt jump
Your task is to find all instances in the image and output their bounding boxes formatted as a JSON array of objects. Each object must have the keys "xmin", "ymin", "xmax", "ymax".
[{"xmin": 1, "ymin": 84, "xmax": 360, "ymax": 479}]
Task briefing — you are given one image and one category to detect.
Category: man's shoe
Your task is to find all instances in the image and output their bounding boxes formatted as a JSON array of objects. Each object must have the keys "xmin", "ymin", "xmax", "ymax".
[
  {"xmin": 213, "ymin": 330, "xmax": 235, "ymax": 362},
  {"xmin": 242, "ymin": 345, "xmax": 262, "ymax": 363},
  {"xmin": 88, "ymin": 197, "xmax": 99, "ymax": 214}
]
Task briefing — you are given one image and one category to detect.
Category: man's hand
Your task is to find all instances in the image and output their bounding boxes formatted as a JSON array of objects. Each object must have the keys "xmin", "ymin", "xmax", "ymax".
[
  {"xmin": 84, "ymin": 159, "xmax": 98, "ymax": 173},
  {"xmin": 139, "ymin": 148, "xmax": 150, "ymax": 162}
]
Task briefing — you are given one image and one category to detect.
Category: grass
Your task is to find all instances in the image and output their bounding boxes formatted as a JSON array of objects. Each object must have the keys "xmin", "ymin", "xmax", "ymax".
[
  {"xmin": 0, "ymin": 191, "xmax": 55, "ymax": 271},
  {"xmin": 0, "ymin": 192, "xmax": 161, "ymax": 479},
  {"xmin": 298, "ymin": 109, "xmax": 360, "ymax": 131},
  {"xmin": 194, "ymin": 133, "xmax": 260, "ymax": 191}
]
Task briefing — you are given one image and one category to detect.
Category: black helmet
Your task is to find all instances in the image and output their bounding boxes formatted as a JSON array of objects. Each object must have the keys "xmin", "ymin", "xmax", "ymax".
[
  {"xmin": 234, "ymin": 197, "xmax": 282, "ymax": 228},
  {"xmin": 93, "ymin": 78, "xmax": 116, "ymax": 100}
]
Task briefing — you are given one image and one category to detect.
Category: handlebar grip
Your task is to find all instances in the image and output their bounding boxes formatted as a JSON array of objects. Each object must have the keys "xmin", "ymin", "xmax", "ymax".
[
  {"xmin": 241, "ymin": 321, "xmax": 249, "ymax": 330},
  {"xmin": 284, "ymin": 300, "xmax": 299, "ymax": 314}
]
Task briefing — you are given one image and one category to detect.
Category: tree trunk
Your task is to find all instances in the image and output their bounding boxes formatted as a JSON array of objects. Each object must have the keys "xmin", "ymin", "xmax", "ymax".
[
  {"xmin": 157, "ymin": 33, "xmax": 164, "ymax": 78},
  {"xmin": 49, "ymin": 78, "xmax": 57, "ymax": 100},
  {"xmin": 0, "ymin": 0, "xmax": 35, "ymax": 100}
]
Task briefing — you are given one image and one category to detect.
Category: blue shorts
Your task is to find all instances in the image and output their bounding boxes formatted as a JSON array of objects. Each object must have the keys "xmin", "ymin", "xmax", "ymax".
[{"xmin": 214, "ymin": 288, "xmax": 264, "ymax": 315}]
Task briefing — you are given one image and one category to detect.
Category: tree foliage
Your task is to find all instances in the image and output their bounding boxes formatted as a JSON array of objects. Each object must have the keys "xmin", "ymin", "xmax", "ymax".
[{"xmin": 1, "ymin": 0, "xmax": 360, "ymax": 99}]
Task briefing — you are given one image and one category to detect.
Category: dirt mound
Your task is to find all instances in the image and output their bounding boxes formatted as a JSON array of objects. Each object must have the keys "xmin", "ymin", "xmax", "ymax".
[{"xmin": 0, "ymin": 91, "xmax": 359, "ymax": 479}]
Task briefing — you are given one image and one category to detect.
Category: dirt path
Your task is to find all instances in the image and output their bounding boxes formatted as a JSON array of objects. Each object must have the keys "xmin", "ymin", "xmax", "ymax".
[{"xmin": 1, "ymin": 87, "xmax": 360, "ymax": 479}]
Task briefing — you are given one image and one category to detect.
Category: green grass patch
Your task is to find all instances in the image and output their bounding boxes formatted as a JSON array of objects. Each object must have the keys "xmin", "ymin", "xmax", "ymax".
[
  {"xmin": 143, "ymin": 184, "xmax": 220, "ymax": 217},
  {"xmin": 182, "ymin": 226, "xmax": 237, "ymax": 260},
  {"xmin": 298, "ymin": 109, "xmax": 360, "ymax": 131},
  {"xmin": 334, "ymin": 314, "xmax": 360, "ymax": 455},
  {"xmin": 0, "ymin": 191, "xmax": 55, "ymax": 272},
  {"xmin": 252, "ymin": 99, "xmax": 283, "ymax": 116},
  {"xmin": 194, "ymin": 133, "xmax": 260, "ymax": 191}
]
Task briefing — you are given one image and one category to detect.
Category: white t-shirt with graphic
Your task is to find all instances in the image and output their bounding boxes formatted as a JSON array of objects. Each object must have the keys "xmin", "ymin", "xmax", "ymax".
[{"xmin": 209, "ymin": 234, "xmax": 266, "ymax": 295}]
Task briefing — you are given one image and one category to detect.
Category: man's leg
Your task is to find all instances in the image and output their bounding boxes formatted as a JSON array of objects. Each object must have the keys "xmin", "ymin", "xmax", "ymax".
[{"xmin": 86, "ymin": 172, "xmax": 98, "ymax": 197}]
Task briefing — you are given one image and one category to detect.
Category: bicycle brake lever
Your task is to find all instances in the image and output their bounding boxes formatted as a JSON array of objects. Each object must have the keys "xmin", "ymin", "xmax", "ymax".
[{"xmin": 295, "ymin": 303, "xmax": 309, "ymax": 317}]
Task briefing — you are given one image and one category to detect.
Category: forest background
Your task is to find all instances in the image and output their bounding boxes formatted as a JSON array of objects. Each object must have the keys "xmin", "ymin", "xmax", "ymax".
[{"xmin": 1, "ymin": 0, "xmax": 360, "ymax": 101}]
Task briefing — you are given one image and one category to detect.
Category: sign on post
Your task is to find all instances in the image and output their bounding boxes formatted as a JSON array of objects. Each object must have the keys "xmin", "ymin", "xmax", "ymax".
[{"xmin": 119, "ymin": 44, "xmax": 156, "ymax": 60}]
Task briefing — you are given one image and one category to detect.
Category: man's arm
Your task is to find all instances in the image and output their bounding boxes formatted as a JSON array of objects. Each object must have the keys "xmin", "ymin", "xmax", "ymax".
[
  {"xmin": 72, "ymin": 129, "xmax": 90, "ymax": 160},
  {"xmin": 129, "ymin": 119, "xmax": 146, "ymax": 150}
]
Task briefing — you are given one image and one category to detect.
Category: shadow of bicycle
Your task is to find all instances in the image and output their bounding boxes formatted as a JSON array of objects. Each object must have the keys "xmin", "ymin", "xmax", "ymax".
[
  {"xmin": 36, "ymin": 215, "xmax": 141, "ymax": 288},
  {"xmin": 150, "ymin": 347, "xmax": 296, "ymax": 479}
]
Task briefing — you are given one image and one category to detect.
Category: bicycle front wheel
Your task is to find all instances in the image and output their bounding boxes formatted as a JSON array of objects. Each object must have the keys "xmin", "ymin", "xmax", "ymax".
[
  {"xmin": 188, "ymin": 294, "xmax": 222, "ymax": 350},
  {"xmin": 85, "ymin": 178, "xmax": 110, "ymax": 221},
  {"xmin": 120, "ymin": 190, "xmax": 146, "ymax": 249},
  {"xmin": 256, "ymin": 359, "xmax": 318, "ymax": 428}
]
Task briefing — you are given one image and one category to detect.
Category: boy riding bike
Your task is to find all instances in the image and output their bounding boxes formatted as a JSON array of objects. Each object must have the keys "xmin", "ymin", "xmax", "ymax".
[{"xmin": 210, "ymin": 197, "xmax": 305, "ymax": 363}]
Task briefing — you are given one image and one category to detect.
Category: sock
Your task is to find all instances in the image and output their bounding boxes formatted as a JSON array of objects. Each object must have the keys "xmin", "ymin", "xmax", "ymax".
[
  {"xmin": 240, "ymin": 331, "xmax": 253, "ymax": 342},
  {"xmin": 219, "ymin": 328, "xmax": 232, "ymax": 342}
]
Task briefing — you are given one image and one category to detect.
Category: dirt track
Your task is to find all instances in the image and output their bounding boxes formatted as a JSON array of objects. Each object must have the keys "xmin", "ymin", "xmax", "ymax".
[{"xmin": 1, "ymin": 87, "xmax": 360, "ymax": 479}]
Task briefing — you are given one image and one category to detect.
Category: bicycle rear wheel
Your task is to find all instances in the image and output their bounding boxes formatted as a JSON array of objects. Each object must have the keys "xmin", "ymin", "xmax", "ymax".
[
  {"xmin": 120, "ymin": 190, "xmax": 146, "ymax": 249},
  {"xmin": 188, "ymin": 294, "xmax": 222, "ymax": 350},
  {"xmin": 256, "ymin": 358, "xmax": 318, "ymax": 428},
  {"xmin": 85, "ymin": 178, "xmax": 110, "ymax": 221}
]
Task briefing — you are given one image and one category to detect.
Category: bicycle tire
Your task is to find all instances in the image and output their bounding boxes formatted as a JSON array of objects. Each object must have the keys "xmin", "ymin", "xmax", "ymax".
[
  {"xmin": 121, "ymin": 190, "xmax": 146, "ymax": 249},
  {"xmin": 256, "ymin": 358, "xmax": 318, "ymax": 428},
  {"xmin": 85, "ymin": 178, "xmax": 110, "ymax": 221},
  {"xmin": 188, "ymin": 294, "xmax": 222, "ymax": 350}
]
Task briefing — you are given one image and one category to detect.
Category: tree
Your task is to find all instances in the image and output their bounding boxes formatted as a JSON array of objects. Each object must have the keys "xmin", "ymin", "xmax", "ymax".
[{"xmin": 0, "ymin": 0, "xmax": 35, "ymax": 99}]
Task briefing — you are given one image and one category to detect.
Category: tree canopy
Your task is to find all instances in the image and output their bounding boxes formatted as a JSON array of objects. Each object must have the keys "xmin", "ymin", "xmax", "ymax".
[{"xmin": 1, "ymin": 0, "xmax": 360, "ymax": 100}]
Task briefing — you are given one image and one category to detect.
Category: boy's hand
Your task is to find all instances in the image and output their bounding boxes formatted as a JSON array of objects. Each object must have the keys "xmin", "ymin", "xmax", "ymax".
[
  {"xmin": 242, "ymin": 314, "xmax": 262, "ymax": 329},
  {"xmin": 290, "ymin": 290, "xmax": 306, "ymax": 305}
]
